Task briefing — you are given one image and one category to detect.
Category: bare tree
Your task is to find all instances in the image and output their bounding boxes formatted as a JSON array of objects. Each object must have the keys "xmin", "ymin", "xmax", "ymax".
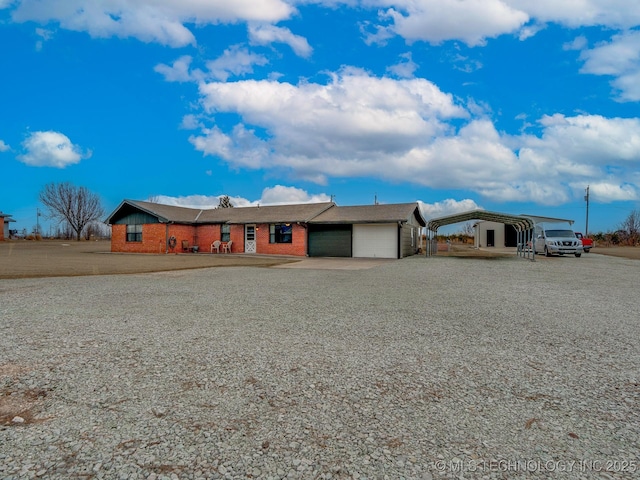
[
  {"xmin": 461, "ymin": 222, "xmax": 475, "ymax": 237},
  {"xmin": 218, "ymin": 195, "xmax": 234, "ymax": 208},
  {"xmin": 40, "ymin": 182, "xmax": 105, "ymax": 241},
  {"xmin": 83, "ymin": 221, "xmax": 111, "ymax": 240},
  {"xmin": 619, "ymin": 209, "xmax": 640, "ymax": 245}
]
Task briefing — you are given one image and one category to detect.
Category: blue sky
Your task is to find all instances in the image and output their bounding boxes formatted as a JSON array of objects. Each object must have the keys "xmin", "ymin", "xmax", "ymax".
[{"xmin": 2, "ymin": 0, "xmax": 640, "ymax": 235}]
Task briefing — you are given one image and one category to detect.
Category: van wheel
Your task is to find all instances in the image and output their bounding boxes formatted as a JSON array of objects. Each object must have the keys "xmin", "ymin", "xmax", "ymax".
[
  {"xmin": 545, "ymin": 247, "xmax": 552, "ymax": 257},
  {"xmin": 575, "ymin": 253, "xmax": 582, "ymax": 258},
  {"xmin": 584, "ymin": 248, "xmax": 590, "ymax": 253}
]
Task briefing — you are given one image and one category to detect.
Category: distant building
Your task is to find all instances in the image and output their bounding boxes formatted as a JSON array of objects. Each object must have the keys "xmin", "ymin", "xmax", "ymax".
[
  {"xmin": 0, "ymin": 211, "xmax": 15, "ymax": 241},
  {"xmin": 474, "ymin": 215, "xmax": 575, "ymax": 248}
]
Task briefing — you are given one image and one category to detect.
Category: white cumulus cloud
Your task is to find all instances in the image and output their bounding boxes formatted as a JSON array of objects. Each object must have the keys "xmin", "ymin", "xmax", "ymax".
[
  {"xmin": 579, "ymin": 30, "xmax": 640, "ymax": 102},
  {"xmin": 363, "ymin": 0, "xmax": 640, "ymax": 46},
  {"xmin": 148, "ymin": 185, "xmax": 331, "ymax": 209},
  {"xmin": 189, "ymin": 67, "xmax": 640, "ymax": 205},
  {"xmin": 527, "ymin": 114, "xmax": 640, "ymax": 165},
  {"xmin": 374, "ymin": 0, "xmax": 529, "ymax": 46},
  {"xmin": 584, "ymin": 182, "xmax": 638, "ymax": 203},
  {"xmin": 507, "ymin": 0, "xmax": 640, "ymax": 30},
  {"xmin": 18, "ymin": 131, "xmax": 91, "ymax": 168},
  {"xmin": 419, "ymin": 198, "xmax": 482, "ymax": 220},
  {"xmin": 205, "ymin": 45, "xmax": 269, "ymax": 81},
  {"xmin": 154, "ymin": 55, "xmax": 194, "ymax": 82},
  {"xmin": 258, "ymin": 185, "xmax": 331, "ymax": 205},
  {"xmin": 387, "ymin": 52, "xmax": 418, "ymax": 78},
  {"xmin": 249, "ymin": 24, "xmax": 313, "ymax": 58},
  {"xmin": 9, "ymin": 0, "xmax": 295, "ymax": 47},
  {"xmin": 0, "ymin": 139, "xmax": 10, "ymax": 152}
]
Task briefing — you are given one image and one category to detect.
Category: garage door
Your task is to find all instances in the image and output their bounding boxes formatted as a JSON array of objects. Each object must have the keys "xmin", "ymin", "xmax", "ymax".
[
  {"xmin": 352, "ymin": 224, "xmax": 397, "ymax": 258},
  {"xmin": 308, "ymin": 224, "xmax": 352, "ymax": 257}
]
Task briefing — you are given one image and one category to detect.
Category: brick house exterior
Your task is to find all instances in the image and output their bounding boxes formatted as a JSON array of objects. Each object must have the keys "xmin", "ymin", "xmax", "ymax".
[
  {"xmin": 107, "ymin": 201, "xmax": 334, "ymax": 256},
  {"xmin": 106, "ymin": 200, "xmax": 426, "ymax": 258}
]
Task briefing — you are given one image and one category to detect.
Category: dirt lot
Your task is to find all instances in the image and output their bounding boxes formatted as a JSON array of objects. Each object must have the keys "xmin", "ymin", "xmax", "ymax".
[
  {"xmin": 0, "ymin": 240, "xmax": 295, "ymax": 279},
  {"xmin": 1, "ymin": 240, "xmax": 638, "ymax": 279},
  {"xmin": 587, "ymin": 245, "xmax": 640, "ymax": 259},
  {"xmin": 439, "ymin": 243, "xmax": 640, "ymax": 260}
]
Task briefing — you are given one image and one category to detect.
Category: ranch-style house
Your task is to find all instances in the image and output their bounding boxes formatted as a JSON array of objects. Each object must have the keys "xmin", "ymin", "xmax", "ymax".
[{"xmin": 106, "ymin": 200, "xmax": 425, "ymax": 259}]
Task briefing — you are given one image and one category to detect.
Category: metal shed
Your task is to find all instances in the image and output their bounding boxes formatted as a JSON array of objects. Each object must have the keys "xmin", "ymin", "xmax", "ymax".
[{"xmin": 425, "ymin": 209, "xmax": 537, "ymax": 260}]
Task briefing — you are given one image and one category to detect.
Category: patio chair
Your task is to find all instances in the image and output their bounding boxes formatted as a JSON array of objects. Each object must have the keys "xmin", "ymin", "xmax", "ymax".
[
  {"xmin": 223, "ymin": 240, "xmax": 233, "ymax": 253},
  {"xmin": 211, "ymin": 240, "xmax": 221, "ymax": 253},
  {"xmin": 182, "ymin": 240, "xmax": 191, "ymax": 252}
]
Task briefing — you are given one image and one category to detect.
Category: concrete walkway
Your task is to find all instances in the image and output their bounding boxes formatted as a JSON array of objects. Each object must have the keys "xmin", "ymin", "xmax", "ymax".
[{"xmin": 272, "ymin": 257, "xmax": 396, "ymax": 270}]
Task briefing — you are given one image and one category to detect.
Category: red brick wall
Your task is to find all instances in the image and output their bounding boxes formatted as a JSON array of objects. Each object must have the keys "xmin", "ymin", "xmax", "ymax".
[
  {"xmin": 0, "ymin": 217, "xmax": 4, "ymax": 241},
  {"xmin": 110, "ymin": 222, "xmax": 308, "ymax": 256},
  {"xmin": 227, "ymin": 225, "xmax": 244, "ymax": 253},
  {"xmin": 195, "ymin": 225, "xmax": 223, "ymax": 253},
  {"xmin": 111, "ymin": 223, "xmax": 220, "ymax": 254},
  {"xmin": 111, "ymin": 224, "xmax": 168, "ymax": 253},
  {"xmin": 254, "ymin": 223, "xmax": 307, "ymax": 256},
  {"xmin": 168, "ymin": 225, "xmax": 198, "ymax": 253}
]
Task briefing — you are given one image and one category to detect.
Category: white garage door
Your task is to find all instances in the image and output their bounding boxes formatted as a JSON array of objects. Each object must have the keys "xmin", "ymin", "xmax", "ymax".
[{"xmin": 352, "ymin": 224, "xmax": 397, "ymax": 258}]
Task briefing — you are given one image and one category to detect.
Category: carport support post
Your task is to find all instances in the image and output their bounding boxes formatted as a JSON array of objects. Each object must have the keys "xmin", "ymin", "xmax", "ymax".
[
  {"xmin": 424, "ymin": 228, "xmax": 437, "ymax": 257},
  {"xmin": 523, "ymin": 226, "xmax": 535, "ymax": 261}
]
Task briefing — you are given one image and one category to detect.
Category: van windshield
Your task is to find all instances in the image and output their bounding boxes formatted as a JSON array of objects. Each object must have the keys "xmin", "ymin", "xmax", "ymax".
[{"xmin": 545, "ymin": 230, "xmax": 575, "ymax": 237}]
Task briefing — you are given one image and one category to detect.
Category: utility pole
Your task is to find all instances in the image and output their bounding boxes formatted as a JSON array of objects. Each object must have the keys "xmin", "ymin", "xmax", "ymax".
[
  {"xmin": 584, "ymin": 185, "xmax": 590, "ymax": 237},
  {"xmin": 36, "ymin": 208, "xmax": 41, "ymax": 235}
]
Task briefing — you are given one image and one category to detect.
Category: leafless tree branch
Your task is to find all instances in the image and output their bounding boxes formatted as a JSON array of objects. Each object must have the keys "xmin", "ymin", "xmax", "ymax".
[{"xmin": 39, "ymin": 182, "xmax": 105, "ymax": 241}]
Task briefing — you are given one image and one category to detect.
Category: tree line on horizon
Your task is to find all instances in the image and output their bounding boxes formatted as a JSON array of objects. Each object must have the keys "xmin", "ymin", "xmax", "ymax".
[{"xmin": 10, "ymin": 182, "xmax": 640, "ymax": 246}]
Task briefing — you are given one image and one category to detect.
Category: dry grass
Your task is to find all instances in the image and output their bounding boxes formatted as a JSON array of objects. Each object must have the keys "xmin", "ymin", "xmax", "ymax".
[
  {"xmin": 0, "ymin": 240, "xmax": 295, "ymax": 279},
  {"xmin": 588, "ymin": 245, "xmax": 640, "ymax": 260},
  {"xmin": 1, "ymin": 239, "xmax": 638, "ymax": 280}
]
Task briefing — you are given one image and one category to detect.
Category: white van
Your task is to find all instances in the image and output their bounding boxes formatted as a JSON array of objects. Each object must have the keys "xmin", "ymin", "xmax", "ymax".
[{"xmin": 533, "ymin": 224, "xmax": 583, "ymax": 257}]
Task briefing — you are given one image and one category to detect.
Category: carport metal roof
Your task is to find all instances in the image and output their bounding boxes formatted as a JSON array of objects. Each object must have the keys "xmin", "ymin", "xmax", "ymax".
[
  {"xmin": 424, "ymin": 209, "xmax": 577, "ymax": 260},
  {"xmin": 424, "ymin": 209, "xmax": 557, "ymax": 260},
  {"xmin": 426, "ymin": 209, "xmax": 536, "ymax": 233}
]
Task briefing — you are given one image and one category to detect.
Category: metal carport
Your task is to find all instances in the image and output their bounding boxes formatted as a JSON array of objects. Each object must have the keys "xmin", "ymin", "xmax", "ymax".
[{"xmin": 425, "ymin": 209, "xmax": 537, "ymax": 260}]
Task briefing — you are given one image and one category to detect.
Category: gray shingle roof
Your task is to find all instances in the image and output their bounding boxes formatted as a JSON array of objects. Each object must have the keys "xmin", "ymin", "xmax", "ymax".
[
  {"xmin": 310, "ymin": 203, "xmax": 426, "ymax": 226},
  {"xmin": 106, "ymin": 200, "xmax": 425, "ymax": 226},
  {"xmin": 107, "ymin": 200, "xmax": 336, "ymax": 225},
  {"xmin": 198, "ymin": 202, "xmax": 335, "ymax": 224}
]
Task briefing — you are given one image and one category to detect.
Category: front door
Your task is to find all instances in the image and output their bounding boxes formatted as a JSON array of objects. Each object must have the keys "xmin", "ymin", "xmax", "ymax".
[
  {"xmin": 487, "ymin": 229, "xmax": 495, "ymax": 247},
  {"xmin": 245, "ymin": 225, "xmax": 256, "ymax": 253}
]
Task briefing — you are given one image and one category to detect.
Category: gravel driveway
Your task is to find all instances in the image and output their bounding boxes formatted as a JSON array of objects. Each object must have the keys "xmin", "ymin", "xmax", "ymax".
[{"xmin": 1, "ymin": 254, "xmax": 639, "ymax": 479}]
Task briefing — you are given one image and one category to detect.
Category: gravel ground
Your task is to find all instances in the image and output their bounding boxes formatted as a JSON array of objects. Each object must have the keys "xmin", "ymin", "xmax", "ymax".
[{"xmin": 1, "ymin": 254, "xmax": 639, "ymax": 479}]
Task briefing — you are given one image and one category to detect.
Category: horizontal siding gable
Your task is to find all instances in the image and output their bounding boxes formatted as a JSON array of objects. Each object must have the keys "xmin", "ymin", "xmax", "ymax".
[{"xmin": 113, "ymin": 211, "xmax": 159, "ymax": 225}]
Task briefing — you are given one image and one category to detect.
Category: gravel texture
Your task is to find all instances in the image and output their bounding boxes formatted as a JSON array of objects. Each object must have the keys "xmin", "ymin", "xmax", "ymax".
[{"xmin": 1, "ymin": 254, "xmax": 639, "ymax": 479}]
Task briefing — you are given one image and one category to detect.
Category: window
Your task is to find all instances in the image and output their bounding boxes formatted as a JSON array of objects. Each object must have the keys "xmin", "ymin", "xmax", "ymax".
[
  {"xmin": 221, "ymin": 224, "xmax": 230, "ymax": 242},
  {"xmin": 270, "ymin": 223, "xmax": 292, "ymax": 243},
  {"xmin": 126, "ymin": 224, "xmax": 142, "ymax": 242}
]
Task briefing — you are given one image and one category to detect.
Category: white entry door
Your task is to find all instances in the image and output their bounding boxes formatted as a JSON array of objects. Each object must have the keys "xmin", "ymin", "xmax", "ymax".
[{"xmin": 245, "ymin": 225, "xmax": 256, "ymax": 253}]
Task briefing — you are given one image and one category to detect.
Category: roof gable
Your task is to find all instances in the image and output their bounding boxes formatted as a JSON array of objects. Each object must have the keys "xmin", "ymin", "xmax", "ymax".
[{"xmin": 106, "ymin": 200, "xmax": 203, "ymax": 224}]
